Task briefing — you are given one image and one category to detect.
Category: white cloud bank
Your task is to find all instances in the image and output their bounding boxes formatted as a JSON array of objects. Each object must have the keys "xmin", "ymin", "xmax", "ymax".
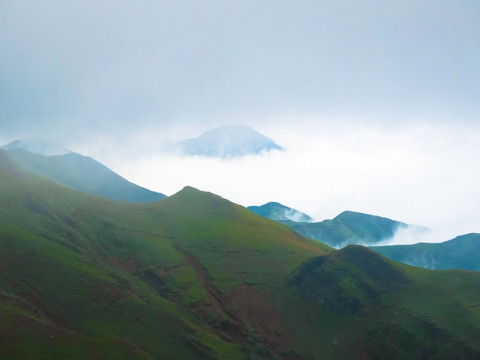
[
  {"xmin": 378, "ymin": 225, "xmax": 452, "ymax": 246},
  {"xmin": 77, "ymin": 120, "xmax": 480, "ymax": 245}
]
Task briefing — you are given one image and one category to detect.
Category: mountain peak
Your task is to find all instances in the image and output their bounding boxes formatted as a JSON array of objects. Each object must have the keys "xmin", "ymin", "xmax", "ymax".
[
  {"xmin": 247, "ymin": 201, "xmax": 313, "ymax": 222},
  {"xmin": 175, "ymin": 125, "xmax": 284, "ymax": 159},
  {"xmin": 170, "ymin": 185, "xmax": 227, "ymax": 205},
  {"xmin": 1, "ymin": 139, "xmax": 71, "ymax": 156},
  {"xmin": 333, "ymin": 210, "xmax": 406, "ymax": 227}
]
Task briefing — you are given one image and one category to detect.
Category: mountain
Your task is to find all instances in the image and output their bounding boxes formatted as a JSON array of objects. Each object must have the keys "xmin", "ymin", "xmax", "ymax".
[
  {"xmin": 282, "ymin": 210, "xmax": 407, "ymax": 248},
  {"xmin": 371, "ymin": 233, "xmax": 480, "ymax": 270},
  {"xmin": 175, "ymin": 125, "xmax": 284, "ymax": 158},
  {"xmin": 1, "ymin": 143, "xmax": 166, "ymax": 203},
  {"xmin": 1, "ymin": 153, "xmax": 480, "ymax": 359},
  {"xmin": 290, "ymin": 245, "xmax": 480, "ymax": 359},
  {"xmin": 247, "ymin": 202, "xmax": 313, "ymax": 222},
  {"xmin": 1, "ymin": 139, "xmax": 71, "ymax": 156}
]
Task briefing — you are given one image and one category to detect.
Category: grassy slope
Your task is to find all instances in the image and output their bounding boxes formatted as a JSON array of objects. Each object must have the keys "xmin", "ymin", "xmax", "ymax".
[
  {"xmin": 290, "ymin": 246, "xmax": 480, "ymax": 359},
  {"xmin": 371, "ymin": 234, "xmax": 480, "ymax": 270},
  {"xmin": 4, "ymin": 148, "xmax": 165, "ymax": 202},
  {"xmin": 0, "ymin": 152, "xmax": 329, "ymax": 359},
  {"xmin": 1, "ymin": 151, "xmax": 480, "ymax": 359},
  {"xmin": 0, "ymin": 292, "xmax": 153, "ymax": 360}
]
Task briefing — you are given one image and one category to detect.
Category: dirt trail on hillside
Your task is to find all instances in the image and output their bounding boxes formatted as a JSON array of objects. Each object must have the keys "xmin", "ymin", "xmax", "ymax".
[{"xmin": 172, "ymin": 242, "xmax": 296, "ymax": 357}]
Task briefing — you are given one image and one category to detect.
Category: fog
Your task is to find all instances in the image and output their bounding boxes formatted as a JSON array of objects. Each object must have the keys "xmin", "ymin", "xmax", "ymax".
[
  {"xmin": 64, "ymin": 120, "xmax": 477, "ymax": 244},
  {"xmin": 2, "ymin": 1, "xmax": 480, "ymax": 139},
  {"xmin": 2, "ymin": 1, "xmax": 480, "ymax": 244}
]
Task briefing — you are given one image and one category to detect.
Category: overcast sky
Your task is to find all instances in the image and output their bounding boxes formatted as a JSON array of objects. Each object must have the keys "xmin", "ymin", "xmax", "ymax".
[{"xmin": 1, "ymin": 1, "xmax": 480, "ymax": 242}]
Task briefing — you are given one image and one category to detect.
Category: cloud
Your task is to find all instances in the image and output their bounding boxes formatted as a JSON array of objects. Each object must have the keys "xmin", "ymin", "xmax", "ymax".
[
  {"xmin": 1, "ymin": 1, "xmax": 479, "ymax": 242},
  {"xmin": 1, "ymin": 1, "xmax": 480, "ymax": 141},
  {"xmin": 378, "ymin": 225, "xmax": 456, "ymax": 246},
  {"xmin": 84, "ymin": 121, "xmax": 479, "ymax": 241}
]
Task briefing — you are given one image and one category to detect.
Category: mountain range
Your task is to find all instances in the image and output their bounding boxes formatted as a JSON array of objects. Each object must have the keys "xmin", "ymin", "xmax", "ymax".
[
  {"xmin": 175, "ymin": 125, "xmax": 284, "ymax": 158},
  {"xmin": 1, "ymin": 141, "xmax": 166, "ymax": 203},
  {"xmin": 249, "ymin": 201, "xmax": 480, "ymax": 272},
  {"xmin": 247, "ymin": 202, "xmax": 313, "ymax": 222},
  {"xmin": 1, "ymin": 150, "xmax": 480, "ymax": 359},
  {"xmin": 255, "ymin": 207, "xmax": 408, "ymax": 248},
  {"xmin": 5, "ymin": 139, "xmax": 477, "ymax": 272},
  {"xmin": 371, "ymin": 233, "xmax": 480, "ymax": 270}
]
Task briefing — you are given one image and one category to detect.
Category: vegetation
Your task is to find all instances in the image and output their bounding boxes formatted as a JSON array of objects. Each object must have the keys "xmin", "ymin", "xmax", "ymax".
[
  {"xmin": 1, "ymin": 151, "xmax": 480, "ymax": 359},
  {"xmin": 282, "ymin": 210, "xmax": 406, "ymax": 247}
]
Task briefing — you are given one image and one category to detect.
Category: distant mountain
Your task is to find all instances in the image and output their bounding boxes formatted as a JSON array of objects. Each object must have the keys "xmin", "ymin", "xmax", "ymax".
[
  {"xmin": 282, "ymin": 211, "xmax": 407, "ymax": 248},
  {"xmin": 248, "ymin": 202, "xmax": 313, "ymax": 222},
  {"xmin": 1, "ymin": 142, "xmax": 166, "ymax": 203},
  {"xmin": 175, "ymin": 124, "xmax": 284, "ymax": 158},
  {"xmin": 1, "ymin": 139, "xmax": 71, "ymax": 156},
  {"xmin": 371, "ymin": 233, "xmax": 480, "ymax": 270}
]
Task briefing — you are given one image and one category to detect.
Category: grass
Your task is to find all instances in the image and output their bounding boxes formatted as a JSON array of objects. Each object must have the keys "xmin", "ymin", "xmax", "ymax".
[{"xmin": 1, "ymin": 153, "xmax": 480, "ymax": 359}]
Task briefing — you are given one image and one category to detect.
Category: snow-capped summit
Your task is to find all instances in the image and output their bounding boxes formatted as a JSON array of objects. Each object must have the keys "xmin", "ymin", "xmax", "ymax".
[{"xmin": 175, "ymin": 125, "xmax": 284, "ymax": 159}]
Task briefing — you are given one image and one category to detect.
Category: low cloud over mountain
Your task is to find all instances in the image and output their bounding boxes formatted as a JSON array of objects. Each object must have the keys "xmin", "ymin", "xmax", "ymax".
[{"xmin": 175, "ymin": 125, "xmax": 283, "ymax": 159}]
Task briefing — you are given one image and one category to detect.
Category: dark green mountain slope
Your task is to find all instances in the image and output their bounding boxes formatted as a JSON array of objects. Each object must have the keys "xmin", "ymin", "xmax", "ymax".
[
  {"xmin": 283, "ymin": 210, "xmax": 407, "ymax": 248},
  {"xmin": 1, "ymin": 152, "xmax": 480, "ymax": 359},
  {"xmin": 2, "ymin": 148, "xmax": 165, "ymax": 202},
  {"xmin": 371, "ymin": 233, "xmax": 480, "ymax": 270},
  {"xmin": 247, "ymin": 202, "xmax": 313, "ymax": 222},
  {"xmin": 291, "ymin": 246, "xmax": 480, "ymax": 359}
]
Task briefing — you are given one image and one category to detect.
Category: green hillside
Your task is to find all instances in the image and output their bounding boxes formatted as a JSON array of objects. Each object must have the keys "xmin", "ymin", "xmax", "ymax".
[
  {"xmin": 283, "ymin": 210, "xmax": 407, "ymax": 248},
  {"xmin": 3, "ymin": 148, "xmax": 165, "ymax": 202},
  {"xmin": 1, "ymin": 151, "xmax": 480, "ymax": 359},
  {"xmin": 291, "ymin": 245, "xmax": 480, "ymax": 359},
  {"xmin": 371, "ymin": 233, "xmax": 480, "ymax": 270}
]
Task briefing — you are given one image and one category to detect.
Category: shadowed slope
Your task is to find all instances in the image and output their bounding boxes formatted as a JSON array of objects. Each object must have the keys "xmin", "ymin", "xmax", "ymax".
[
  {"xmin": 290, "ymin": 246, "xmax": 480, "ymax": 359},
  {"xmin": 292, "ymin": 246, "xmax": 411, "ymax": 315}
]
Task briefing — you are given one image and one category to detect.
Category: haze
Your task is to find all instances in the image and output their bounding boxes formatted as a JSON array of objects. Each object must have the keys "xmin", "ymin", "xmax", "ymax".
[{"xmin": 1, "ymin": 1, "xmax": 479, "ymax": 242}]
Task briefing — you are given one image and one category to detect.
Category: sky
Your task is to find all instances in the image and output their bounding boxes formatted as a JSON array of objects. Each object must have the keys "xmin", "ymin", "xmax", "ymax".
[{"xmin": 1, "ymin": 1, "xmax": 480, "ymax": 243}]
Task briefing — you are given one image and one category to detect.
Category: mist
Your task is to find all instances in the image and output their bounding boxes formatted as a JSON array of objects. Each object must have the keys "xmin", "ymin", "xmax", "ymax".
[
  {"xmin": 378, "ymin": 225, "xmax": 456, "ymax": 246},
  {"xmin": 2, "ymin": 1, "xmax": 480, "ymax": 245},
  {"xmin": 2, "ymin": 1, "xmax": 480, "ymax": 140},
  {"xmin": 62, "ymin": 120, "xmax": 477, "ymax": 245},
  {"xmin": 3, "ymin": 118, "xmax": 479, "ymax": 245}
]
